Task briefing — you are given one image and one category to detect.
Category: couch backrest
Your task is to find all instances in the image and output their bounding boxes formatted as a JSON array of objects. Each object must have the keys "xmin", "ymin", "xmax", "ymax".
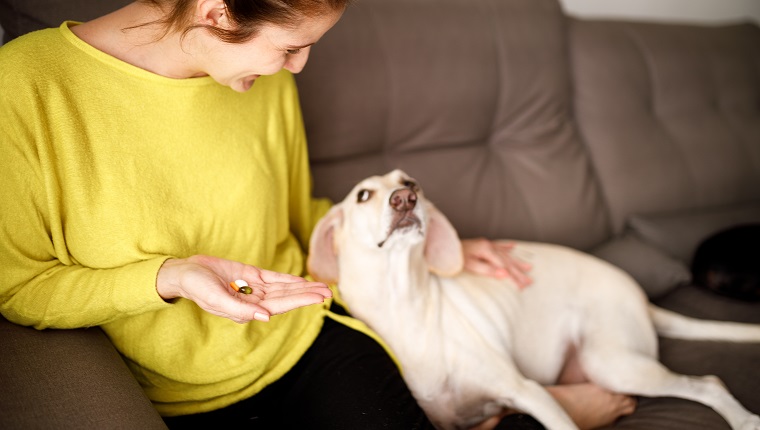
[
  {"xmin": 570, "ymin": 19, "xmax": 760, "ymax": 232},
  {"xmin": 297, "ymin": 0, "xmax": 612, "ymax": 249},
  {"xmin": 8, "ymin": 0, "xmax": 756, "ymax": 250},
  {"xmin": 0, "ymin": 0, "xmax": 130, "ymax": 43}
]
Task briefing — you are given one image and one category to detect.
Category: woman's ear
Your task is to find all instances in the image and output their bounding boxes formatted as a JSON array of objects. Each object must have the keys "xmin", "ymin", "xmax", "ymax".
[
  {"xmin": 307, "ymin": 206, "xmax": 344, "ymax": 284},
  {"xmin": 424, "ymin": 202, "xmax": 464, "ymax": 277},
  {"xmin": 195, "ymin": 0, "xmax": 231, "ymax": 28}
]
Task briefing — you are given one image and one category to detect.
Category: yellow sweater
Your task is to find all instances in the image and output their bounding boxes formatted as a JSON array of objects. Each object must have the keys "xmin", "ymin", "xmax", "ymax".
[{"xmin": 0, "ymin": 22, "xmax": 374, "ymax": 416}]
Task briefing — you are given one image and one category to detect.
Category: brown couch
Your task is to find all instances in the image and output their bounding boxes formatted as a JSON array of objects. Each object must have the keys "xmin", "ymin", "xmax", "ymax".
[{"xmin": 1, "ymin": 0, "xmax": 759, "ymax": 428}]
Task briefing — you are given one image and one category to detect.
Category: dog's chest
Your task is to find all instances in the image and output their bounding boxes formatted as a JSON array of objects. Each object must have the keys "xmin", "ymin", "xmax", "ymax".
[{"xmin": 347, "ymin": 273, "xmax": 518, "ymax": 378}]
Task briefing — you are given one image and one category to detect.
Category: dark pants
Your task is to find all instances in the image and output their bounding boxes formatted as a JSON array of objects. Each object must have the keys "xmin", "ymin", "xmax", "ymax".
[{"xmin": 164, "ymin": 306, "xmax": 543, "ymax": 429}]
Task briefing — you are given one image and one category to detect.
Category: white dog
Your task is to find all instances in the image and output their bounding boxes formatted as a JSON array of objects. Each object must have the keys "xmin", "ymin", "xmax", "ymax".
[{"xmin": 307, "ymin": 170, "xmax": 760, "ymax": 430}]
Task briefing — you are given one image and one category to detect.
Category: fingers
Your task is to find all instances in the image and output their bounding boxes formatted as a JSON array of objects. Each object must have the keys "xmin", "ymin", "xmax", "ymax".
[
  {"xmin": 254, "ymin": 281, "xmax": 333, "ymax": 300},
  {"xmin": 202, "ymin": 293, "xmax": 273, "ymax": 324},
  {"xmin": 257, "ymin": 268, "xmax": 310, "ymax": 284},
  {"xmin": 495, "ymin": 253, "xmax": 533, "ymax": 289},
  {"xmin": 228, "ymin": 281, "xmax": 332, "ymax": 322},
  {"xmin": 462, "ymin": 239, "xmax": 534, "ymax": 288},
  {"xmin": 178, "ymin": 255, "xmax": 332, "ymax": 323},
  {"xmin": 211, "ymin": 289, "xmax": 328, "ymax": 324},
  {"xmin": 464, "ymin": 258, "xmax": 506, "ymax": 279},
  {"xmin": 258, "ymin": 292, "xmax": 331, "ymax": 316},
  {"xmin": 494, "ymin": 242, "xmax": 533, "ymax": 270}
]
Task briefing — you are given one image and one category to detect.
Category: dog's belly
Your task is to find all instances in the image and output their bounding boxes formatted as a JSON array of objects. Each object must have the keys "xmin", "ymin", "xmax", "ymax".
[
  {"xmin": 503, "ymin": 240, "xmax": 659, "ymax": 382},
  {"xmin": 445, "ymin": 271, "xmax": 572, "ymax": 385},
  {"xmin": 434, "ymin": 240, "xmax": 658, "ymax": 385}
]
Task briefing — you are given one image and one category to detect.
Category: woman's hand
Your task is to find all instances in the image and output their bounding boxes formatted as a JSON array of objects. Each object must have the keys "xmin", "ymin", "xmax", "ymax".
[
  {"xmin": 156, "ymin": 255, "xmax": 332, "ymax": 323},
  {"xmin": 461, "ymin": 238, "xmax": 533, "ymax": 289}
]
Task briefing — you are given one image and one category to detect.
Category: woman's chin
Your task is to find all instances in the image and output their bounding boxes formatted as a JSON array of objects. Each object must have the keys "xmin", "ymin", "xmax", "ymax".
[{"xmin": 232, "ymin": 75, "xmax": 259, "ymax": 92}]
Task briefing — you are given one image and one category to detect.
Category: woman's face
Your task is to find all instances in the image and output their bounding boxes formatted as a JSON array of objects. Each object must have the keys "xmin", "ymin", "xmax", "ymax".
[{"xmin": 199, "ymin": 9, "xmax": 344, "ymax": 92}]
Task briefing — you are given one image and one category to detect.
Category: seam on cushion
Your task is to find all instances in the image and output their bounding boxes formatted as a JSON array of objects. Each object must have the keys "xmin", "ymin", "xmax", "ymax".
[
  {"xmin": 567, "ymin": 19, "xmax": 619, "ymax": 237},
  {"xmin": 623, "ymin": 23, "xmax": 698, "ymax": 205},
  {"xmin": 365, "ymin": 2, "xmax": 393, "ymax": 162},
  {"xmin": 484, "ymin": 0, "xmax": 505, "ymax": 146},
  {"xmin": 484, "ymin": 0, "xmax": 538, "ymax": 239},
  {"xmin": 706, "ymin": 30, "xmax": 757, "ymax": 174},
  {"xmin": 677, "ymin": 27, "xmax": 747, "ymax": 206}
]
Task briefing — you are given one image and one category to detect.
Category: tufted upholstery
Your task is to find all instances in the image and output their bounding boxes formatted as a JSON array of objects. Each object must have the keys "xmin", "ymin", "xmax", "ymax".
[
  {"xmin": 297, "ymin": 0, "xmax": 611, "ymax": 250},
  {"xmin": 570, "ymin": 20, "xmax": 760, "ymax": 232}
]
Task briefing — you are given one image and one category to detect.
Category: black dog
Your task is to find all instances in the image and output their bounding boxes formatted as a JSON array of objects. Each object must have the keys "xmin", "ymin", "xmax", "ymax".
[{"xmin": 691, "ymin": 224, "xmax": 760, "ymax": 302}]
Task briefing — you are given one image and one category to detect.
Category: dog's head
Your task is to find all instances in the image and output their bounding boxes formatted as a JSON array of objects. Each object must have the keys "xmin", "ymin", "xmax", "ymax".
[{"xmin": 308, "ymin": 169, "xmax": 464, "ymax": 284}]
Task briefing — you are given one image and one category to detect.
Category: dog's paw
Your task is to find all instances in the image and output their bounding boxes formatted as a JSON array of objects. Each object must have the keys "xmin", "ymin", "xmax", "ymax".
[
  {"xmin": 702, "ymin": 374, "xmax": 725, "ymax": 387},
  {"xmin": 739, "ymin": 414, "xmax": 760, "ymax": 430}
]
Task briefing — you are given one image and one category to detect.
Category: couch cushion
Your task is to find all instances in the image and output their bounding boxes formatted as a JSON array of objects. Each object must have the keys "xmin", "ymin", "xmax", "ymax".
[
  {"xmin": 600, "ymin": 334, "xmax": 760, "ymax": 430},
  {"xmin": 591, "ymin": 202, "xmax": 760, "ymax": 299},
  {"xmin": 591, "ymin": 232, "xmax": 691, "ymax": 299},
  {"xmin": 0, "ymin": 0, "xmax": 129, "ymax": 42},
  {"xmin": 297, "ymin": 0, "xmax": 611, "ymax": 249},
  {"xmin": 571, "ymin": 19, "xmax": 760, "ymax": 233},
  {"xmin": 0, "ymin": 317, "xmax": 167, "ymax": 429},
  {"xmin": 629, "ymin": 202, "xmax": 760, "ymax": 263}
]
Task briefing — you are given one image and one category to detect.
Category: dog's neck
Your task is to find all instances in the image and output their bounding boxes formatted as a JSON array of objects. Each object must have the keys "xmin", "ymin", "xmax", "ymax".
[{"xmin": 338, "ymin": 237, "xmax": 432, "ymax": 313}]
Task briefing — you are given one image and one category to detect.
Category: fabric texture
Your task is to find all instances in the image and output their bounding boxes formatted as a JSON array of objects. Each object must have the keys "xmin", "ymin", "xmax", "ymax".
[
  {"xmin": 0, "ymin": 22, "xmax": 339, "ymax": 416},
  {"xmin": 296, "ymin": 0, "xmax": 611, "ymax": 250},
  {"xmin": 0, "ymin": 0, "xmax": 130, "ymax": 42},
  {"xmin": 164, "ymin": 315, "xmax": 434, "ymax": 430},
  {"xmin": 0, "ymin": 0, "xmax": 132, "ymax": 42},
  {"xmin": 571, "ymin": 19, "xmax": 760, "ymax": 234},
  {"xmin": 591, "ymin": 232, "xmax": 691, "ymax": 299},
  {"xmin": 0, "ymin": 316, "xmax": 168, "ymax": 429},
  {"xmin": 628, "ymin": 202, "xmax": 760, "ymax": 263}
]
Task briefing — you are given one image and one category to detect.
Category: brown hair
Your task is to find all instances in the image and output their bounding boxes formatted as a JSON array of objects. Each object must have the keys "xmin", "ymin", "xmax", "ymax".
[{"xmin": 136, "ymin": 0, "xmax": 349, "ymax": 43}]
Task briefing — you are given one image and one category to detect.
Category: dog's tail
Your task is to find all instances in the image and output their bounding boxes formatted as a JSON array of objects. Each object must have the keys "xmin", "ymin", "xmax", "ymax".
[{"xmin": 649, "ymin": 305, "xmax": 760, "ymax": 342}]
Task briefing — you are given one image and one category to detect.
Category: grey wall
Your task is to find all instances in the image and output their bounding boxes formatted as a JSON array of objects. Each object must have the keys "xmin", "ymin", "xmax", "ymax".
[{"xmin": 559, "ymin": 0, "xmax": 760, "ymax": 24}]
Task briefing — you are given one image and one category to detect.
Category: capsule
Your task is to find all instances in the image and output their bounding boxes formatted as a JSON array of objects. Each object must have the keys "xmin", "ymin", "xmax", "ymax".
[{"xmin": 230, "ymin": 279, "xmax": 252, "ymax": 294}]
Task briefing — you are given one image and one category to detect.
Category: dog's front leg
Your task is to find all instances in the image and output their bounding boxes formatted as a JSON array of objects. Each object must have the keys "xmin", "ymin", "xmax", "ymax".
[{"xmin": 502, "ymin": 379, "xmax": 579, "ymax": 430}]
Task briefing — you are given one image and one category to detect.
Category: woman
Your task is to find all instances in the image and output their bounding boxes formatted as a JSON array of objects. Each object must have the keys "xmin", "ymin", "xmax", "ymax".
[{"xmin": 0, "ymin": 0, "xmax": 633, "ymax": 428}]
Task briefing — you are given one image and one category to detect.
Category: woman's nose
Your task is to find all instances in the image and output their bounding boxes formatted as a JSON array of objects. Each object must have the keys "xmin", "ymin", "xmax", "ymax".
[{"xmin": 284, "ymin": 47, "xmax": 311, "ymax": 74}]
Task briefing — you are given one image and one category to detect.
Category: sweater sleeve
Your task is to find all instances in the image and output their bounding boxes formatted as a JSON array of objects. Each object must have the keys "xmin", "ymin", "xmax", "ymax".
[{"xmin": 0, "ymin": 89, "xmax": 172, "ymax": 331}]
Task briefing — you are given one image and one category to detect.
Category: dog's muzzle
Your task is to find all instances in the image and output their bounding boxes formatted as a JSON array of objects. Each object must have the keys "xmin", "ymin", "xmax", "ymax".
[{"xmin": 378, "ymin": 188, "xmax": 422, "ymax": 247}]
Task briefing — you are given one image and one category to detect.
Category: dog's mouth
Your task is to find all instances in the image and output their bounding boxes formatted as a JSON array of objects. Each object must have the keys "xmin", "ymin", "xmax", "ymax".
[
  {"xmin": 394, "ymin": 213, "xmax": 420, "ymax": 229},
  {"xmin": 377, "ymin": 212, "xmax": 421, "ymax": 248}
]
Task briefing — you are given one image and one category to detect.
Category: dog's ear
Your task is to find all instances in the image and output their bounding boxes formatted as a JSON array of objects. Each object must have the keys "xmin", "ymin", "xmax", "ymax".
[
  {"xmin": 307, "ymin": 205, "xmax": 343, "ymax": 284},
  {"xmin": 424, "ymin": 202, "xmax": 464, "ymax": 277}
]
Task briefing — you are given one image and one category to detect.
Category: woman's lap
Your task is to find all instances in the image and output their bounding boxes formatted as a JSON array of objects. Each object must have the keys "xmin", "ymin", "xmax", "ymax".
[
  {"xmin": 164, "ymin": 307, "xmax": 544, "ymax": 429},
  {"xmin": 164, "ymin": 313, "xmax": 433, "ymax": 429}
]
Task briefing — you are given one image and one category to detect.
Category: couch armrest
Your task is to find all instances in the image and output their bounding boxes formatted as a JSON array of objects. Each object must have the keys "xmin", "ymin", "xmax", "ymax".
[{"xmin": 0, "ymin": 316, "xmax": 166, "ymax": 429}]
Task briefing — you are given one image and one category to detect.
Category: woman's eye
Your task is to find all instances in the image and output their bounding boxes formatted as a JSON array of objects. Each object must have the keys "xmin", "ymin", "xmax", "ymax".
[
  {"xmin": 357, "ymin": 189, "xmax": 373, "ymax": 203},
  {"xmin": 287, "ymin": 48, "xmax": 301, "ymax": 55}
]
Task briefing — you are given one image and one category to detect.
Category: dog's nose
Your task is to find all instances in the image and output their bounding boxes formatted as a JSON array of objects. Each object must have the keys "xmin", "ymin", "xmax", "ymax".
[{"xmin": 390, "ymin": 188, "xmax": 417, "ymax": 212}]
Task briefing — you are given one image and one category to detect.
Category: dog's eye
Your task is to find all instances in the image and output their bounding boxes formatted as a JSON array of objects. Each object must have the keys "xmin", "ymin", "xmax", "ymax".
[
  {"xmin": 357, "ymin": 189, "xmax": 373, "ymax": 203},
  {"xmin": 402, "ymin": 180, "xmax": 418, "ymax": 191}
]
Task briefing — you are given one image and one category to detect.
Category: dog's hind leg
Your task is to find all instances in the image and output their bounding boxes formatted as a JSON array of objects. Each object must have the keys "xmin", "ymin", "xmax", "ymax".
[
  {"xmin": 497, "ymin": 378, "xmax": 580, "ymax": 430},
  {"xmin": 581, "ymin": 351, "xmax": 760, "ymax": 430}
]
